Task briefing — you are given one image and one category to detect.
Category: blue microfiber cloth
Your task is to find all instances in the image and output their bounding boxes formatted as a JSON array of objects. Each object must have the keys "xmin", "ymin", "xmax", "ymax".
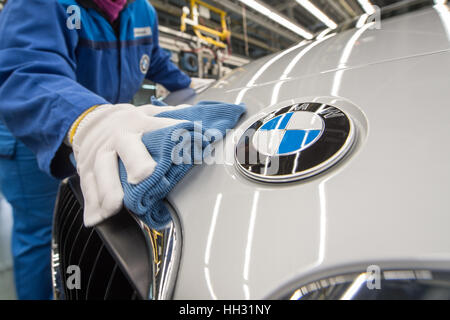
[{"xmin": 119, "ymin": 99, "xmax": 246, "ymax": 230}]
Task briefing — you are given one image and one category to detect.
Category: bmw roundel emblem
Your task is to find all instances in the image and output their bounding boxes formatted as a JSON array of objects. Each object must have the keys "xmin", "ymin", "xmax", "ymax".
[
  {"xmin": 235, "ymin": 102, "xmax": 356, "ymax": 183},
  {"xmin": 140, "ymin": 54, "xmax": 150, "ymax": 74}
]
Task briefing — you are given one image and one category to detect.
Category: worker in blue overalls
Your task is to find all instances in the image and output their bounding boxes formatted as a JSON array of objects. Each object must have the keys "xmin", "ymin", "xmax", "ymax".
[{"xmin": 0, "ymin": 0, "xmax": 193, "ymax": 299}]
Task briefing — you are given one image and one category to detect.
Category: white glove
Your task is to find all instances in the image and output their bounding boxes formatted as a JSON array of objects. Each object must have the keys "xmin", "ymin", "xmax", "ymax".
[{"xmin": 70, "ymin": 103, "xmax": 189, "ymax": 227}]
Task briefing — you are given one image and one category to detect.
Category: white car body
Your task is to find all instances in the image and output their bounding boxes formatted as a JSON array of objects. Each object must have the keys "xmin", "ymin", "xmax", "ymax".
[{"xmin": 169, "ymin": 4, "xmax": 450, "ymax": 299}]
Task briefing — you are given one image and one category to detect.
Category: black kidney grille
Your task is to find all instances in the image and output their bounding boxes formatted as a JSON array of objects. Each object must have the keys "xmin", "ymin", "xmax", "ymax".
[{"xmin": 53, "ymin": 181, "xmax": 138, "ymax": 300}]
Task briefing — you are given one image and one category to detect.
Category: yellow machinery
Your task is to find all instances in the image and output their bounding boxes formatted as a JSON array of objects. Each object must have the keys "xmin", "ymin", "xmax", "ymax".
[{"xmin": 181, "ymin": 0, "xmax": 230, "ymax": 49}]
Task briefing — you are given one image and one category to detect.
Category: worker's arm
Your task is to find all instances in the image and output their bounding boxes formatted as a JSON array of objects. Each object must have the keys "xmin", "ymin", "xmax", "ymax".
[
  {"xmin": 145, "ymin": 5, "xmax": 192, "ymax": 91},
  {"xmin": 0, "ymin": 0, "xmax": 108, "ymax": 178}
]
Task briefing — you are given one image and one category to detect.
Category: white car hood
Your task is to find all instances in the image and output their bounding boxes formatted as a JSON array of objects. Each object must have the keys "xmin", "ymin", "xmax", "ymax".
[{"xmin": 168, "ymin": 6, "xmax": 450, "ymax": 299}]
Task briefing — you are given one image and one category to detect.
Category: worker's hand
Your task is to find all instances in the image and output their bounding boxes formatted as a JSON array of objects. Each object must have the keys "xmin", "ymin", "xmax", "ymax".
[{"xmin": 70, "ymin": 103, "xmax": 189, "ymax": 227}]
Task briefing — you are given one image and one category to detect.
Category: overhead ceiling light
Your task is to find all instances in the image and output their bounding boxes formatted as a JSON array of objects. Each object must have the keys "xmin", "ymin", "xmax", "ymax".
[
  {"xmin": 357, "ymin": 0, "xmax": 376, "ymax": 15},
  {"xmin": 295, "ymin": 0, "xmax": 338, "ymax": 29},
  {"xmin": 238, "ymin": 0, "xmax": 313, "ymax": 39}
]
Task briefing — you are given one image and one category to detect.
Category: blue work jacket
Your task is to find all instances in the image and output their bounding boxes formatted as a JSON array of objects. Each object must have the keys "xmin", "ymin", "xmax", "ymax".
[{"xmin": 0, "ymin": 0, "xmax": 191, "ymax": 178}]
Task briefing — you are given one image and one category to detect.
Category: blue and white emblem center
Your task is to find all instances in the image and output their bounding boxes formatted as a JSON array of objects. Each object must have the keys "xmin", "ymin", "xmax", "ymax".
[{"xmin": 253, "ymin": 111, "xmax": 324, "ymax": 156}]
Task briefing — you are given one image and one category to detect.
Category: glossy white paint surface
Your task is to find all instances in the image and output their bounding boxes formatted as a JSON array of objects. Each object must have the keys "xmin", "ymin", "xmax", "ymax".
[{"xmin": 169, "ymin": 6, "xmax": 450, "ymax": 299}]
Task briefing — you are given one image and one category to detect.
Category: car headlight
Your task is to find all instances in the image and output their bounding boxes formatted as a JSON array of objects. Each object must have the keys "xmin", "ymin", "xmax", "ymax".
[{"xmin": 274, "ymin": 269, "xmax": 450, "ymax": 300}]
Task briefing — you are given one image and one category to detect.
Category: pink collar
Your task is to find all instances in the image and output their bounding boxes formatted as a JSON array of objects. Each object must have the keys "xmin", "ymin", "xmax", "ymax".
[{"xmin": 92, "ymin": 0, "xmax": 127, "ymax": 23}]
